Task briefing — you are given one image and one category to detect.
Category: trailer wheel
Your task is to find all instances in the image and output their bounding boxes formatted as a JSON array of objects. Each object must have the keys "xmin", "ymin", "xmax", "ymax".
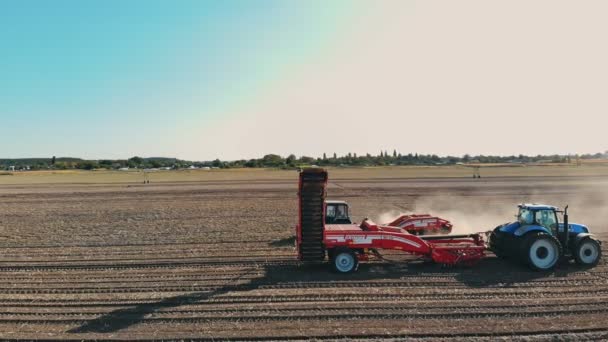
[
  {"xmin": 574, "ymin": 238, "xmax": 601, "ymax": 266},
  {"xmin": 331, "ymin": 248, "xmax": 358, "ymax": 273},
  {"xmin": 522, "ymin": 232, "xmax": 561, "ymax": 271}
]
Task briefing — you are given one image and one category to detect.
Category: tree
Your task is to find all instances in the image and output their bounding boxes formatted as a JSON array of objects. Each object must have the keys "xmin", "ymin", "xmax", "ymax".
[
  {"xmin": 212, "ymin": 159, "xmax": 223, "ymax": 167},
  {"xmin": 54, "ymin": 161, "xmax": 67, "ymax": 170},
  {"xmin": 51, "ymin": 156, "xmax": 56, "ymax": 165},
  {"xmin": 286, "ymin": 154, "xmax": 296, "ymax": 166},
  {"xmin": 76, "ymin": 161, "xmax": 99, "ymax": 170},
  {"xmin": 261, "ymin": 154, "xmax": 284, "ymax": 167},
  {"xmin": 128, "ymin": 156, "xmax": 144, "ymax": 166},
  {"xmin": 323, "ymin": 153, "xmax": 327, "ymax": 160},
  {"xmin": 393, "ymin": 150, "xmax": 397, "ymax": 158},
  {"xmin": 333, "ymin": 152, "xmax": 337, "ymax": 159},
  {"xmin": 99, "ymin": 160, "xmax": 113, "ymax": 169},
  {"xmin": 150, "ymin": 160, "xmax": 162, "ymax": 168},
  {"xmin": 244, "ymin": 159, "xmax": 258, "ymax": 168},
  {"xmin": 300, "ymin": 156, "xmax": 315, "ymax": 164}
]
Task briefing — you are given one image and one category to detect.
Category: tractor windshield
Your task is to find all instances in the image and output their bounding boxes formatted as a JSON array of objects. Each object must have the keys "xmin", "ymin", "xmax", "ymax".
[
  {"xmin": 325, "ymin": 203, "xmax": 351, "ymax": 224},
  {"xmin": 326, "ymin": 205, "xmax": 336, "ymax": 220},
  {"xmin": 336, "ymin": 205, "xmax": 348, "ymax": 220},
  {"xmin": 518, "ymin": 208, "xmax": 533, "ymax": 225},
  {"xmin": 535, "ymin": 209, "xmax": 557, "ymax": 231}
]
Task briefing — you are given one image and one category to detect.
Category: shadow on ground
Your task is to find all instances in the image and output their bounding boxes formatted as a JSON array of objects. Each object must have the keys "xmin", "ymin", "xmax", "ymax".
[
  {"xmin": 68, "ymin": 239, "xmax": 593, "ymax": 334},
  {"xmin": 268, "ymin": 235, "xmax": 295, "ymax": 247}
]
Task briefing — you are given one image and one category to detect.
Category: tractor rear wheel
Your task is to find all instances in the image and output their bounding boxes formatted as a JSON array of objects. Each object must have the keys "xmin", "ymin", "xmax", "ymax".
[
  {"xmin": 522, "ymin": 232, "xmax": 562, "ymax": 271},
  {"xmin": 574, "ymin": 238, "xmax": 601, "ymax": 266},
  {"xmin": 331, "ymin": 247, "xmax": 358, "ymax": 273},
  {"xmin": 489, "ymin": 227, "xmax": 508, "ymax": 259}
]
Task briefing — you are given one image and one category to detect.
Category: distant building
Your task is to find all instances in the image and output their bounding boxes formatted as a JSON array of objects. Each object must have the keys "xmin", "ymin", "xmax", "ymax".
[{"xmin": 9, "ymin": 166, "xmax": 15, "ymax": 171}]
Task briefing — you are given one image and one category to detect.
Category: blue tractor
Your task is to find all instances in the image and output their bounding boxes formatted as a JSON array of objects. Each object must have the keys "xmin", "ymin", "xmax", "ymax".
[{"xmin": 489, "ymin": 204, "xmax": 601, "ymax": 271}]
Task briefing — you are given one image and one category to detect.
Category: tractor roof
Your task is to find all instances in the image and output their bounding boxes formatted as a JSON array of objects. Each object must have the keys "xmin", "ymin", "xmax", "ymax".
[
  {"xmin": 518, "ymin": 203, "xmax": 558, "ymax": 211},
  {"xmin": 326, "ymin": 200, "xmax": 348, "ymax": 205}
]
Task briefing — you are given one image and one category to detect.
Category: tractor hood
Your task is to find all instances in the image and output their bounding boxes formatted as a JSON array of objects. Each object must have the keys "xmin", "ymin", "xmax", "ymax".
[{"xmin": 558, "ymin": 222, "xmax": 589, "ymax": 234}]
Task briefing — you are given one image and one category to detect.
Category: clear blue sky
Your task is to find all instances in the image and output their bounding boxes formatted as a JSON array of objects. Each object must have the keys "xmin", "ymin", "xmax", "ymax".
[
  {"xmin": 2, "ymin": 1, "xmax": 606, "ymax": 160},
  {"xmin": 1, "ymin": 0, "xmax": 359, "ymax": 159}
]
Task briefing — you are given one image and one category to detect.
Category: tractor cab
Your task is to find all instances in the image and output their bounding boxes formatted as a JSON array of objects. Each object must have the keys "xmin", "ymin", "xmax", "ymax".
[
  {"xmin": 325, "ymin": 200, "xmax": 352, "ymax": 224},
  {"xmin": 517, "ymin": 204, "xmax": 559, "ymax": 233}
]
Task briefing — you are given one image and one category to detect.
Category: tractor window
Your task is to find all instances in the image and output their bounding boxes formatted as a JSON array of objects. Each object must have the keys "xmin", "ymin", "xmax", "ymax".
[
  {"xmin": 535, "ymin": 210, "xmax": 557, "ymax": 230},
  {"xmin": 518, "ymin": 208, "xmax": 533, "ymax": 225},
  {"xmin": 336, "ymin": 205, "xmax": 348, "ymax": 219},
  {"xmin": 326, "ymin": 204, "xmax": 351, "ymax": 224},
  {"xmin": 326, "ymin": 205, "xmax": 336, "ymax": 219}
]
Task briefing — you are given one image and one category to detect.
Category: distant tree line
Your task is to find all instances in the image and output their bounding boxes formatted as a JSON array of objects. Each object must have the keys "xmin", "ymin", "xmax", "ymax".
[
  {"xmin": 0, "ymin": 157, "xmax": 183, "ymax": 171},
  {"xmin": 216, "ymin": 151, "xmax": 608, "ymax": 169},
  {"xmin": 3, "ymin": 151, "xmax": 606, "ymax": 171}
]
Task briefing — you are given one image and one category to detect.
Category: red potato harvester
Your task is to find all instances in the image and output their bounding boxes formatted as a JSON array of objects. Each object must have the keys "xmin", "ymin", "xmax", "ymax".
[{"xmin": 296, "ymin": 168, "xmax": 485, "ymax": 273}]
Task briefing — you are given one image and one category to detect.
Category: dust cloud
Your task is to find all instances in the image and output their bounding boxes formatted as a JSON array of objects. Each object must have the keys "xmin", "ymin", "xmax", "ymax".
[
  {"xmin": 373, "ymin": 184, "xmax": 608, "ymax": 234},
  {"xmin": 374, "ymin": 195, "xmax": 514, "ymax": 234}
]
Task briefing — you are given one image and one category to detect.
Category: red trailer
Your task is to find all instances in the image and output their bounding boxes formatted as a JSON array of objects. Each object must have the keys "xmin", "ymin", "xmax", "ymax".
[
  {"xmin": 324, "ymin": 200, "xmax": 453, "ymax": 235},
  {"xmin": 386, "ymin": 214, "xmax": 453, "ymax": 235},
  {"xmin": 296, "ymin": 168, "xmax": 486, "ymax": 272}
]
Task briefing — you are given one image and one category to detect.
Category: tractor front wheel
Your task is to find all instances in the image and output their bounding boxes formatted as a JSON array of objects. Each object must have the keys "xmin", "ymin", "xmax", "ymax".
[
  {"xmin": 574, "ymin": 238, "xmax": 601, "ymax": 266},
  {"xmin": 331, "ymin": 247, "xmax": 359, "ymax": 273},
  {"xmin": 522, "ymin": 232, "xmax": 562, "ymax": 271}
]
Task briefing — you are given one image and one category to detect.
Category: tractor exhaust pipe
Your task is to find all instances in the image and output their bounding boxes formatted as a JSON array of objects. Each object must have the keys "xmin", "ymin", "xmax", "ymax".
[{"xmin": 562, "ymin": 205, "xmax": 569, "ymax": 252}]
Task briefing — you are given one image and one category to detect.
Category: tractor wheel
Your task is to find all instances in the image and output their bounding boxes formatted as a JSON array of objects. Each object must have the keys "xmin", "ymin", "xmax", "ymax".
[
  {"xmin": 574, "ymin": 238, "xmax": 601, "ymax": 266},
  {"xmin": 489, "ymin": 227, "xmax": 508, "ymax": 259},
  {"xmin": 522, "ymin": 232, "xmax": 562, "ymax": 271},
  {"xmin": 331, "ymin": 247, "xmax": 358, "ymax": 273}
]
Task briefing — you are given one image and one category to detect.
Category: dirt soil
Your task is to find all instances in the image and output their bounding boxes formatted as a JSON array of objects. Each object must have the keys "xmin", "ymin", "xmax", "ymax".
[{"xmin": 0, "ymin": 173, "xmax": 607, "ymax": 341}]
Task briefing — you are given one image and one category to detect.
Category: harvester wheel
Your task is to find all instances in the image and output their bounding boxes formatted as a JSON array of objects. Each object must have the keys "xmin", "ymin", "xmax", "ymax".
[
  {"xmin": 522, "ymin": 232, "xmax": 561, "ymax": 271},
  {"xmin": 331, "ymin": 247, "xmax": 358, "ymax": 273},
  {"xmin": 574, "ymin": 238, "xmax": 601, "ymax": 266}
]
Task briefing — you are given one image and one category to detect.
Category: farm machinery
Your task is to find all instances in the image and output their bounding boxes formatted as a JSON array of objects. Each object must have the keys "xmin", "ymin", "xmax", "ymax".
[
  {"xmin": 296, "ymin": 168, "xmax": 485, "ymax": 272},
  {"xmin": 295, "ymin": 168, "xmax": 602, "ymax": 273},
  {"xmin": 325, "ymin": 200, "xmax": 453, "ymax": 235},
  {"xmin": 489, "ymin": 204, "xmax": 602, "ymax": 270}
]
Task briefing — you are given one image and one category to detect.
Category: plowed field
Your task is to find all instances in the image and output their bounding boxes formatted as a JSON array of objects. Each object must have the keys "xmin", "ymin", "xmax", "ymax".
[{"xmin": 0, "ymin": 171, "xmax": 607, "ymax": 340}]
